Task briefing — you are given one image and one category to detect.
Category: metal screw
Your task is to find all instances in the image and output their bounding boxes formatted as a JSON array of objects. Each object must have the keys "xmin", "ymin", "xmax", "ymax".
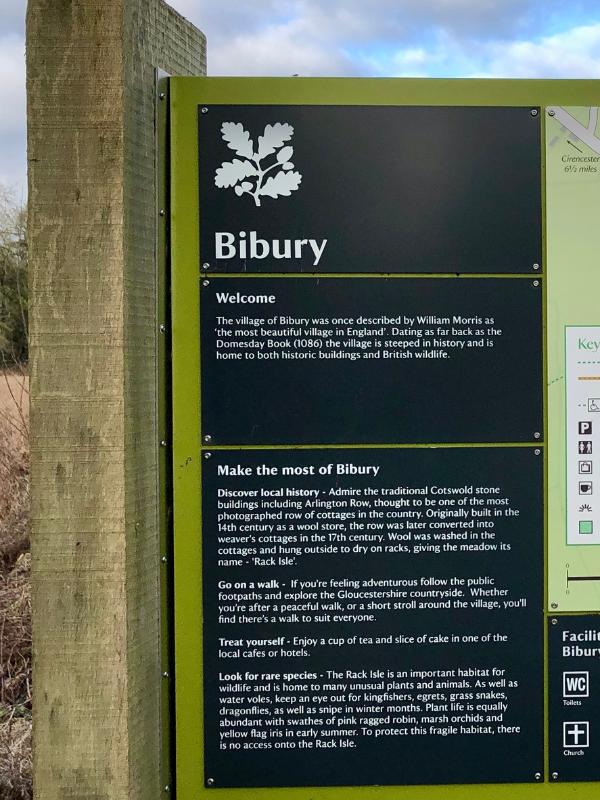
[
  {"xmin": 202, "ymin": 107, "xmax": 208, "ymax": 114},
  {"xmin": 164, "ymin": 786, "xmax": 170, "ymax": 793},
  {"xmin": 159, "ymin": 324, "xmax": 166, "ymax": 333},
  {"xmin": 204, "ymin": 452, "xmax": 212, "ymax": 460},
  {"xmin": 533, "ymin": 280, "xmax": 539, "ymax": 287},
  {"xmin": 160, "ymin": 440, "xmax": 167, "ymax": 448},
  {"xmin": 202, "ymin": 262, "xmax": 211, "ymax": 270},
  {"xmin": 159, "ymin": 209, "xmax": 165, "ymax": 216},
  {"xmin": 534, "ymin": 432, "xmax": 541, "ymax": 439},
  {"xmin": 202, "ymin": 279, "xmax": 210, "ymax": 287},
  {"xmin": 552, "ymin": 772, "xmax": 559, "ymax": 780},
  {"xmin": 204, "ymin": 434, "xmax": 212, "ymax": 443},
  {"xmin": 161, "ymin": 556, "xmax": 167, "ymax": 563},
  {"xmin": 534, "ymin": 449, "xmax": 541, "ymax": 455},
  {"xmin": 207, "ymin": 778, "xmax": 215, "ymax": 786},
  {"xmin": 530, "ymin": 109, "xmax": 539, "ymax": 117},
  {"xmin": 533, "ymin": 263, "xmax": 540, "ymax": 270},
  {"xmin": 551, "ymin": 602, "xmax": 558, "ymax": 609},
  {"xmin": 162, "ymin": 671, "xmax": 169, "ymax": 678},
  {"xmin": 552, "ymin": 618, "xmax": 558, "ymax": 625},
  {"xmin": 548, "ymin": 109, "xmax": 556, "ymax": 117},
  {"xmin": 159, "ymin": 93, "xmax": 166, "ymax": 101},
  {"xmin": 534, "ymin": 772, "xmax": 542, "ymax": 781}
]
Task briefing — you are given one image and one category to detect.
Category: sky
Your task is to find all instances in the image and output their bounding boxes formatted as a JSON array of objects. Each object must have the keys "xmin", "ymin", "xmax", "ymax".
[{"xmin": 3, "ymin": 0, "xmax": 600, "ymax": 196}]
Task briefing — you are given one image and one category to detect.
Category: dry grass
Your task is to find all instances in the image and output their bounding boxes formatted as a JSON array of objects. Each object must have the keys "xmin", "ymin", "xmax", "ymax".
[
  {"xmin": 0, "ymin": 369, "xmax": 31, "ymax": 799},
  {"xmin": 0, "ymin": 718, "xmax": 31, "ymax": 800},
  {"xmin": 0, "ymin": 553, "xmax": 31, "ymax": 709},
  {"xmin": 0, "ymin": 372, "xmax": 28, "ymax": 420},
  {"xmin": 0, "ymin": 372, "xmax": 29, "ymax": 572}
]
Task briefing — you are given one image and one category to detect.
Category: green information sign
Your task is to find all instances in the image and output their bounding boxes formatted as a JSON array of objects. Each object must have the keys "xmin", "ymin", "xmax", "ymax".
[{"xmin": 167, "ymin": 77, "xmax": 600, "ymax": 800}]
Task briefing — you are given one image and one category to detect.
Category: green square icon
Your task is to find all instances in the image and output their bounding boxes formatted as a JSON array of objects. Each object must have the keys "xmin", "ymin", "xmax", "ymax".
[{"xmin": 579, "ymin": 520, "xmax": 594, "ymax": 535}]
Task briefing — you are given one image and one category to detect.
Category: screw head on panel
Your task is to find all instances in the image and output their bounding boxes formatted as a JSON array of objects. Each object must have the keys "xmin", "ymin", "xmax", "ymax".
[
  {"xmin": 202, "ymin": 107, "xmax": 208, "ymax": 114},
  {"xmin": 207, "ymin": 778, "xmax": 215, "ymax": 786},
  {"xmin": 159, "ymin": 209, "xmax": 165, "ymax": 216},
  {"xmin": 548, "ymin": 109, "xmax": 556, "ymax": 116},
  {"xmin": 534, "ymin": 449, "xmax": 541, "ymax": 456},
  {"xmin": 160, "ymin": 440, "xmax": 168, "ymax": 448},
  {"xmin": 161, "ymin": 556, "xmax": 168, "ymax": 563},
  {"xmin": 552, "ymin": 618, "xmax": 558, "ymax": 625},
  {"xmin": 162, "ymin": 671, "xmax": 169, "ymax": 678},
  {"xmin": 551, "ymin": 602, "xmax": 558, "ymax": 609},
  {"xmin": 534, "ymin": 432, "xmax": 541, "ymax": 439},
  {"xmin": 530, "ymin": 108, "xmax": 539, "ymax": 117},
  {"xmin": 533, "ymin": 280, "xmax": 539, "ymax": 287},
  {"xmin": 202, "ymin": 279, "xmax": 210, "ymax": 287},
  {"xmin": 159, "ymin": 93, "xmax": 166, "ymax": 101},
  {"xmin": 533, "ymin": 263, "xmax": 540, "ymax": 270},
  {"xmin": 202, "ymin": 262, "xmax": 211, "ymax": 270},
  {"xmin": 204, "ymin": 434, "xmax": 212, "ymax": 443},
  {"xmin": 552, "ymin": 773, "xmax": 559, "ymax": 781},
  {"xmin": 159, "ymin": 324, "xmax": 166, "ymax": 333},
  {"xmin": 204, "ymin": 452, "xmax": 212, "ymax": 460},
  {"xmin": 164, "ymin": 786, "xmax": 170, "ymax": 793},
  {"xmin": 534, "ymin": 772, "xmax": 542, "ymax": 781}
]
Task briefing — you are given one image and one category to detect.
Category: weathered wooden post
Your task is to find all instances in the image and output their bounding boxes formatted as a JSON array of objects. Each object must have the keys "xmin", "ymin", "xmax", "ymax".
[{"xmin": 26, "ymin": 2, "xmax": 205, "ymax": 796}]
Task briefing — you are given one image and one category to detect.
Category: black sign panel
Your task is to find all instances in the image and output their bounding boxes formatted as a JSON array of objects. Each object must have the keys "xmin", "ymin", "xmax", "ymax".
[
  {"xmin": 202, "ymin": 447, "xmax": 543, "ymax": 787},
  {"xmin": 201, "ymin": 277, "xmax": 542, "ymax": 445},
  {"xmin": 549, "ymin": 614, "xmax": 600, "ymax": 781},
  {"xmin": 199, "ymin": 105, "xmax": 541, "ymax": 274}
]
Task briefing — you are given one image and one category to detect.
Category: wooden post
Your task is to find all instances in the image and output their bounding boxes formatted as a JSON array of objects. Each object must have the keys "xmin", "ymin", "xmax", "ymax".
[{"xmin": 26, "ymin": 2, "xmax": 205, "ymax": 797}]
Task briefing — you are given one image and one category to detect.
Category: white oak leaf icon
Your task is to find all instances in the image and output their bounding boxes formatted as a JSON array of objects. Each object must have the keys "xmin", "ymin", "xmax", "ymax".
[
  {"xmin": 260, "ymin": 170, "xmax": 302, "ymax": 199},
  {"xmin": 257, "ymin": 123, "xmax": 294, "ymax": 158},
  {"xmin": 221, "ymin": 122, "xmax": 254, "ymax": 159},
  {"xmin": 215, "ymin": 121, "xmax": 301, "ymax": 205},
  {"xmin": 215, "ymin": 158, "xmax": 258, "ymax": 188}
]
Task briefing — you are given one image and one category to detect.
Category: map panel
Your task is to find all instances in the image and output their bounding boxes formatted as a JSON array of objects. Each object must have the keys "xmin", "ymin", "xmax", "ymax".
[{"xmin": 547, "ymin": 106, "xmax": 600, "ymax": 612}]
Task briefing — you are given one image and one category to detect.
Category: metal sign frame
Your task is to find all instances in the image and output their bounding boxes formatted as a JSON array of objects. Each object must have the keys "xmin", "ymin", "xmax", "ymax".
[{"xmin": 168, "ymin": 76, "xmax": 600, "ymax": 800}]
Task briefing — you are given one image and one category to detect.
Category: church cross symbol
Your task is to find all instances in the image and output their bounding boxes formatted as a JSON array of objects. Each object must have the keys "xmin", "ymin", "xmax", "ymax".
[{"xmin": 563, "ymin": 721, "xmax": 590, "ymax": 748}]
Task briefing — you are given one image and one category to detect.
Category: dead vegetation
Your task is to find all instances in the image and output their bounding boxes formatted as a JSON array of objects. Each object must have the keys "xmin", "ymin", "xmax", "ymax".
[{"xmin": 0, "ymin": 369, "xmax": 31, "ymax": 800}]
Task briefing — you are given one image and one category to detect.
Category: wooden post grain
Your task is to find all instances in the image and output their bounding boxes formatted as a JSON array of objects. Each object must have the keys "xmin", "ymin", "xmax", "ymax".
[{"xmin": 26, "ymin": 2, "xmax": 205, "ymax": 796}]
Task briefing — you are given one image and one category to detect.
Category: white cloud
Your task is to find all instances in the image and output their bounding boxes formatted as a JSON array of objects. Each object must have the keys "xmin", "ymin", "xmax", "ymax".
[
  {"xmin": 479, "ymin": 23, "xmax": 600, "ymax": 78},
  {"xmin": 177, "ymin": 0, "xmax": 600, "ymax": 53},
  {"xmin": 176, "ymin": 1, "xmax": 600, "ymax": 80},
  {"xmin": 209, "ymin": 19, "xmax": 359, "ymax": 76},
  {"xmin": 0, "ymin": 34, "xmax": 26, "ymax": 194},
  {"xmin": 175, "ymin": 0, "xmax": 296, "ymax": 39},
  {"xmin": 0, "ymin": 0, "xmax": 26, "ymax": 37},
  {"xmin": 362, "ymin": 22, "xmax": 600, "ymax": 78}
]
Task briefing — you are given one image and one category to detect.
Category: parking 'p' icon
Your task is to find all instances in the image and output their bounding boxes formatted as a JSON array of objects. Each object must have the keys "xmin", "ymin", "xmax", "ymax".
[{"xmin": 579, "ymin": 421, "xmax": 593, "ymax": 435}]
